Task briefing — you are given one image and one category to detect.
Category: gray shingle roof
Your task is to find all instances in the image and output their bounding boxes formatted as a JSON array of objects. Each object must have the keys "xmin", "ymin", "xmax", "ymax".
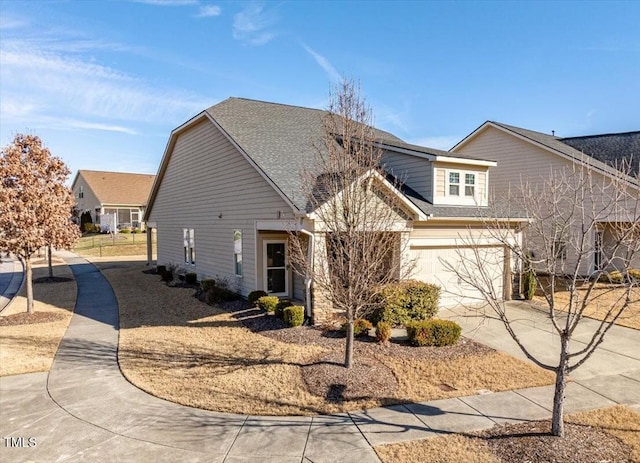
[
  {"xmin": 490, "ymin": 122, "xmax": 640, "ymax": 177},
  {"xmin": 206, "ymin": 98, "xmax": 492, "ymax": 218},
  {"xmin": 560, "ymin": 132, "xmax": 640, "ymax": 175}
]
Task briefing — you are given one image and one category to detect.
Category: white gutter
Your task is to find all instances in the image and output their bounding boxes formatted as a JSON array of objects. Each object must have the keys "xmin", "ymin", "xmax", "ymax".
[{"xmin": 298, "ymin": 226, "xmax": 314, "ymax": 320}]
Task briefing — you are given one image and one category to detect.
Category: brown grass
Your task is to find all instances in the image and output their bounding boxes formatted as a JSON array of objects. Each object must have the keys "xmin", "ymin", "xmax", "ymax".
[
  {"xmin": 533, "ymin": 281, "xmax": 640, "ymax": 330},
  {"xmin": 0, "ymin": 262, "xmax": 76, "ymax": 376},
  {"xmin": 102, "ymin": 261, "xmax": 554, "ymax": 416},
  {"xmin": 375, "ymin": 406, "xmax": 640, "ymax": 463}
]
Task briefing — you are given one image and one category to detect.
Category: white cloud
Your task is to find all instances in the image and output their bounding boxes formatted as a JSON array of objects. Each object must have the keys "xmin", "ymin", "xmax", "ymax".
[
  {"xmin": 131, "ymin": 0, "xmax": 198, "ymax": 5},
  {"xmin": 197, "ymin": 5, "xmax": 221, "ymax": 17},
  {"xmin": 407, "ymin": 135, "xmax": 461, "ymax": 151},
  {"xmin": 233, "ymin": 2, "xmax": 278, "ymax": 46},
  {"xmin": 301, "ymin": 44, "xmax": 341, "ymax": 83}
]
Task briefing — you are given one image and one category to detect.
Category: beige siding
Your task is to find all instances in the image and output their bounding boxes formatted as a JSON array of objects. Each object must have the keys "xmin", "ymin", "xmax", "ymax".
[
  {"xmin": 454, "ymin": 126, "xmax": 634, "ymax": 275},
  {"xmin": 381, "ymin": 151, "xmax": 433, "ymax": 201},
  {"xmin": 73, "ymin": 176, "xmax": 101, "ymax": 222},
  {"xmin": 148, "ymin": 120, "xmax": 294, "ymax": 297},
  {"xmin": 435, "ymin": 168, "xmax": 445, "ymax": 196}
]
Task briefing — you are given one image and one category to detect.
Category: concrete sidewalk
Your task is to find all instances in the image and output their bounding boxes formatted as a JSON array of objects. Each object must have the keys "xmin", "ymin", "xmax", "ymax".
[
  {"xmin": 1, "ymin": 253, "xmax": 639, "ymax": 462},
  {"xmin": 0, "ymin": 256, "xmax": 24, "ymax": 312}
]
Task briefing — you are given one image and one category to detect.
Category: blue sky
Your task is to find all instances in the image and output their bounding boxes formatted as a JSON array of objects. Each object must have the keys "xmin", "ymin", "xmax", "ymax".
[{"xmin": 1, "ymin": 0, "xmax": 639, "ymax": 178}]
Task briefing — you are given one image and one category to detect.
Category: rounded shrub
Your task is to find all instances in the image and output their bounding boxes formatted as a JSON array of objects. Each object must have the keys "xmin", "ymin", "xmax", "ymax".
[
  {"xmin": 372, "ymin": 280, "xmax": 440, "ymax": 326},
  {"xmin": 341, "ymin": 318, "xmax": 373, "ymax": 337},
  {"xmin": 375, "ymin": 321, "xmax": 392, "ymax": 343},
  {"xmin": 200, "ymin": 279, "xmax": 216, "ymax": 292},
  {"xmin": 257, "ymin": 296, "xmax": 279, "ymax": 313},
  {"xmin": 284, "ymin": 305, "xmax": 305, "ymax": 327},
  {"xmin": 406, "ymin": 319, "xmax": 461, "ymax": 347},
  {"xmin": 275, "ymin": 299, "xmax": 292, "ymax": 318},
  {"xmin": 248, "ymin": 290, "xmax": 268, "ymax": 306},
  {"xmin": 120, "ymin": 228, "xmax": 131, "ymax": 234},
  {"xmin": 185, "ymin": 272, "xmax": 197, "ymax": 285}
]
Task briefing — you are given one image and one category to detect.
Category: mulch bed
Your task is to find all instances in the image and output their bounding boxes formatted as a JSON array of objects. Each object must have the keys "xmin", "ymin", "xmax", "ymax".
[
  {"xmin": 474, "ymin": 420, "xmax": 633, "ymax": 463},
  {"xmin": 225, "ymin": 303, "xmax": 494, "ymax": 403},
  {"xmin": 0, "ymin": 311, "xmax": 66, "ymax": 326}
]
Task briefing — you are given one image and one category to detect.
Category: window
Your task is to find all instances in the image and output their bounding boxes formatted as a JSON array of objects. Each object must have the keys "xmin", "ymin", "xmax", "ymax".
[
  {"xmin": 183, "ymin": 228, "xmax": 195, "ymax": 265},
  {"xmin": 465, "ymin": 173, "xmax": 476, "ymax": 197},
  {"xmin": 449, "ymin": 172, "xmax": 460, "ymax": 196},
  {"xmin": 234, "ymin": 230, "xmax": 242, "ymax": 276},
  {"xmin": 78, "ymin": 186, "xmax": 84, "ymax": 199}
]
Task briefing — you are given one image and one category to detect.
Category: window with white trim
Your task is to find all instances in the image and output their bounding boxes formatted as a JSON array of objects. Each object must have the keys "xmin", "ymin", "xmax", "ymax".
[
  {"xmin": 448, "ymin": 170, "xmax": 476, "ymax": 198},
  {"xmin": 183, "ymin": 228, "xmax": 195, "ymax": 265},
  {"xmin": 233, "ymin": 230, "xmax": 242, "ymax": 276}
]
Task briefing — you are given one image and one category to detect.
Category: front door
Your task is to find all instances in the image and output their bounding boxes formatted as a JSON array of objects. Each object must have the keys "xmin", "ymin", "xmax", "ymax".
[{"xmin": 264, "ymin": 241, "xmax": 288, "ymax": 296}]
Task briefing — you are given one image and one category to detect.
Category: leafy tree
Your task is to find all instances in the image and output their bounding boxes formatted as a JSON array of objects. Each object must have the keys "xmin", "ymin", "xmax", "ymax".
[
  {"xmin": 289, "ymin": 80, "xmax": 414, "ymax": 368},
  {"xmin": 0, "ymin": 134, "xmax": 80, "ymax": 313}
]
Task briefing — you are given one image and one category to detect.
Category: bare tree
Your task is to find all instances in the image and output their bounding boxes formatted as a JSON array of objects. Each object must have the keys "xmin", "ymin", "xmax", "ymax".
[
  {"xmin": 0, "ymin": 134, "xmax": 80, "ymax": 313},
  {"xmin": 289, "ymin": 81, "xmax": 414, "ymax": 368},
  {"xmin": 444, "ymin": 161, "xmax": 640, "ymax": 437}
]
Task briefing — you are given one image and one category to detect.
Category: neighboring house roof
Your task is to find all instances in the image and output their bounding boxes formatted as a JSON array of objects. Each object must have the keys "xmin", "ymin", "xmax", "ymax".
[
  {"xmin": 72, "ymin": 170, "xmax": 156, "ymax": 206},
  {"xmin": 147, "ymin": 97, "xmax": 498, "ymax": 221},
  {"xmin": 560, "ymin": 132, "xmax": 640, "ymax": 175},
  {"xmin": 453, "ymin": 122, "xmax": 639, "ymax": 187}
]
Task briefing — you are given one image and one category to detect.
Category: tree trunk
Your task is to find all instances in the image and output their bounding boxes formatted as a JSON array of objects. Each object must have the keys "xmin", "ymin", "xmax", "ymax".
[
  {"xmin": 25, "ymin": 256, "xmax": 34, "ymax": 314},
  {"xmin": 344, "ymin": 320, "xmax": 354, "ymax": 368},
  {"xmin": 551, "ymin": 335, "xmax": 569, "ymax": 437},
  {"xmin": 48, "ymin": 246, "xmax": 53, "ymax": 279}
]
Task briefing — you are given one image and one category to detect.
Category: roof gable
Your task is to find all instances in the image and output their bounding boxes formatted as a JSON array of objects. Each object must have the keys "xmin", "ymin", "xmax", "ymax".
[
  {"xmin": 453, "ymin": 121, "xmax": 639, "ymax": 187},
  {"xmin": 73, "ymin": 170, "xmax": 155, "ymax": 206}
]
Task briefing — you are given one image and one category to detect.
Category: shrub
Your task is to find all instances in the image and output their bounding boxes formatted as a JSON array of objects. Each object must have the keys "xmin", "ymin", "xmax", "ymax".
[
  {"xmin": 204, "ymin": 280, "xmax": 237, "ymax": 304},
  {"xmin": 630, "ymin": 269, "xmax": 640, "ymax": 281},
  {"xmin": 185, "ymin": 272, "xmax": 197, "ymax": 285},
  {"xmin": 248, "ymin": 290, "xmax": 268, "ymax": 306},
  {"xmin": 406, "ymin": 319, "xmax": 461, "ymax": 347},
  {"xmin": 372, "ymin": 280, "xmax": 440, "ymax": 326},
  {"xmin": 284, "ymin": 305, "xmax": 305, "ymax": 327},
  {"xmin": 120, "ymin": 228, "xmax": 131, "ymax": 234},
  {"xmin": 160, "ymin": 268, "xmax": 173, "ymax": 282},
  {"xmin": 94, "ymin": 224, "xmax": 102, "ymax": 233},
  {"xmin": 275, "ymin": 299, "xmax": 292, "ymax": 318},
  {"xmin": 341, "ymin": 318, "xmax": 373, "ymax": 337},
  {"xmin": 257, "ymin": 296, "xmax": 279, "ymax": 313},
  {"xmin": 157, "ymin": 265, "xmax": 167, "ymax": 275},
  {"xmin": 132, "ymin": 228, "xmax": 142, "ymax": 234},
  {"xmin": 599, "ymin": 269, "xmax": 640, "ymax": 284},
  {"xmin": 83, "ymin": 222, "xmax": 95, "ymax": 233},
  {"xmin": 375, "ymin": 321, "xmax": 392, "ymax": 343},
  {"xmin": 200, "ymin": 279, "xmax": 216, "ymax": 292}
]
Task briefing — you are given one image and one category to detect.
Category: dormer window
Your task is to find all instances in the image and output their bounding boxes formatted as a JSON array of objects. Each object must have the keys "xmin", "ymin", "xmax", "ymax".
[
  {"xmin": 449, "ymin": 172, "xmax": 460, "ymax": 196},
  {"xmin": 465, "ymin": 173, "xmax": 476, "ymax": 197},
  {"xmin": 79, "ymin": 186, "xmax": 84, "ymax": 199},
  {"xmin": 447, "ymin": 171, "xmax": 476, "ymax": 197}
]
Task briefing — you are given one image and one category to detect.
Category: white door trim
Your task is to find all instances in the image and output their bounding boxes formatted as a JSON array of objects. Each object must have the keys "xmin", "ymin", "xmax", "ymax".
[{"xmin": 263, "ymin": 240, "xmax": 289, "ymax": 297}]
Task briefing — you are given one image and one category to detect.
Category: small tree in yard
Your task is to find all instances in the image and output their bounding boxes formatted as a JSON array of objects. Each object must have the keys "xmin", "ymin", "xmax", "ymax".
[
  {"xmin": 0, "ymin": 134, "xmax": 80, "ymax": 313},
  {"xmin": 289, "ymin": 80, "xmax": 414, "ymax": 368},
  {"xmin": 444, "ymin": 161, "xmax": 640, "ymax": 437}
]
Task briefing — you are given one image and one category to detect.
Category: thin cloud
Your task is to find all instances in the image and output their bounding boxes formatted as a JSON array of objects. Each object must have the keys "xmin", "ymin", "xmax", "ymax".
[
  {"xmin": 301, "ymin": 44, "xmax": 341, "ymax": 83},
  {"xmin": 197, "ymin": 5, "xmax": 222, "ymax": 17},
  {"xmin": 408, "ymin": 135, "xmax": 461, "ymax": 151},
  {"xmin": 131, "ymin": 0, "xmax": 198, "ymax": 5},
  {"xmin": 233, "ymin": 2, "xmax": 278, "ymax": 46}
]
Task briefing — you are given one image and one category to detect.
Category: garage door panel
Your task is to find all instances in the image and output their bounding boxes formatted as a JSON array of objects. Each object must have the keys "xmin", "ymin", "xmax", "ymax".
[{"xmin": 410, "ymin": 246, "xmax": 504, "ymax": 307}]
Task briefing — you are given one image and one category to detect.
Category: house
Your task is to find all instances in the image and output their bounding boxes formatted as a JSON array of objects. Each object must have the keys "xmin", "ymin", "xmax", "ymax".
[
  {"xmin": 144, "ymin": 98, "xmax": 525, "ymax": 322},
  {"xmin": 451, "ymin": 122, "xmax": 640, "ymax": 275},
  {"xmin": 71, "ymin": 170, "xmax": 156, "ymax": 231}
]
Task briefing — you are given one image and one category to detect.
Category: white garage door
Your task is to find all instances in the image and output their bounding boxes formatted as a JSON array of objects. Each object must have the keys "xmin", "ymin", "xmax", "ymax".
[{"xmin": 410, "ymin": 246, "xmax": 505, "ymax": 307}]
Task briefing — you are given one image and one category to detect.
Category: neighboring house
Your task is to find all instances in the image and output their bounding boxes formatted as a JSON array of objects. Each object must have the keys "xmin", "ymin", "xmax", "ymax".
[
  {"xmin": 144, "ymin": 98, "xmax": 524, "ymax": 322},
  {"xmin": 451, "ymin": 122, "xmax": 640, "ymax": 275},
  {"xmin": 71, "ymin": 170, "xmax": 156, "ymax": 231}
]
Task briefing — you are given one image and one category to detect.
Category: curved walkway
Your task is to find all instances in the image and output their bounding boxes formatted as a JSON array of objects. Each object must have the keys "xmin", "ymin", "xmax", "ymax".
[
  {"xmin": 0, "ymin": 255, "xmax": 24, "ymax": 312},
  {"xmin": 1, "ymin": 252, "xmax": 639, "ymax": 462}
]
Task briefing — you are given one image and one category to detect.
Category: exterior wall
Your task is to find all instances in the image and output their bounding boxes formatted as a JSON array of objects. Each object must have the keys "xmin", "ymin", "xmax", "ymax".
[
  {"xmin": 454, "ymin": 126, "xmax": 637, "ymax": 275},
  {"xmin": 432, "ymin": 162, "xmax": 489, "ymax": 206},
  {"xmin": 381, "ymin": 151, "xmax": 433, "ymax": 201},
  {"xmin": 72, "ymin": 176, "xmax": 101, "ymax": 222},
  {"xmin": 148, "ymin": 119, "xmax": 294, "ymax": 297}
]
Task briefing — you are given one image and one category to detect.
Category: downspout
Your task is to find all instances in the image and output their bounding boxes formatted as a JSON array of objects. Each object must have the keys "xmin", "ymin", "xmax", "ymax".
[{"xmin": 298, "ymin": 227, "xmax": 314, "ymax": 320}]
